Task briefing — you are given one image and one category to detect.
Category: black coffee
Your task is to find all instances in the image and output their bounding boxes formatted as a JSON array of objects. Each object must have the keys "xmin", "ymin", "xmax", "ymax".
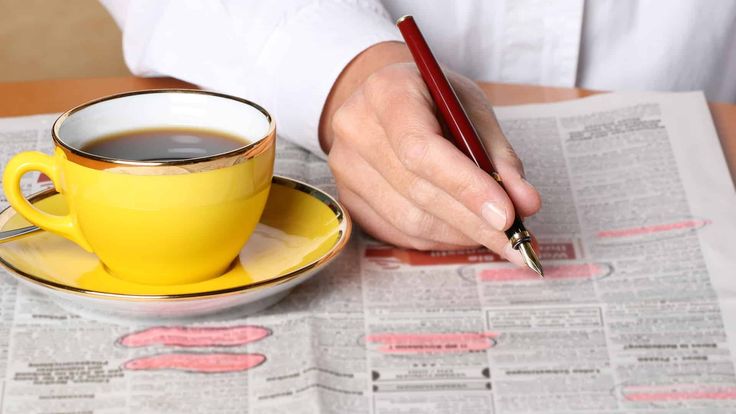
[{"xmin": 79, "ymin": 127, "xmax": 249, "ymax": 161}]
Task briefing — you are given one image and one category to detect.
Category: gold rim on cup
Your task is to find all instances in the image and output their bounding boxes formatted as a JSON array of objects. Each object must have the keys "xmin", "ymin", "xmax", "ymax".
[{"xmin": 51, "ymin": 89, "xmax": 277, "ymax": 174}]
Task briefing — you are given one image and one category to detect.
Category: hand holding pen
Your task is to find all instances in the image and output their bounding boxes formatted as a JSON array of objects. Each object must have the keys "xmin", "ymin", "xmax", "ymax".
[
  {"xmin": 319, "ymin": 18, "xmax": 543, "ymax": 272},
  {"xmin": 396, "ymin": 15, "xmax": 543, "ymax": 275}
]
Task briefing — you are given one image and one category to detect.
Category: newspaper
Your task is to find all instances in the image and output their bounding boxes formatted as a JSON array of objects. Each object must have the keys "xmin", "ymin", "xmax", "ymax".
[{"xmin": 0, "ymin": 91, "xmax": 735, "ymax": 413}]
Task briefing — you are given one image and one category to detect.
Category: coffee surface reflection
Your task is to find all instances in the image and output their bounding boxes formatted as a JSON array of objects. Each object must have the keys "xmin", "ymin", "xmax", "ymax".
[{"xmin": 80, "ymin": 127, "xmax": 249, "ymax": 162}]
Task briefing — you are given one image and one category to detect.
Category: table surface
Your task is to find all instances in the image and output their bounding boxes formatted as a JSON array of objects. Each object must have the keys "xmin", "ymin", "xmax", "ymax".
[{"xmin": 1, "ymin": 76, "xmax": 734, "ymax": 183}]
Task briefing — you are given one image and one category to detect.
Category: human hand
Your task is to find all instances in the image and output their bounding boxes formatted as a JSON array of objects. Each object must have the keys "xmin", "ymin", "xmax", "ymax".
[{"xmin": 319, "ymin": 42, "xmax": 541, "ymax": 266}]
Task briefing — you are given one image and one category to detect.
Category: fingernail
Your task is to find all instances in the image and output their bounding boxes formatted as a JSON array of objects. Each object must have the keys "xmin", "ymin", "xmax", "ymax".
[
  {"xmin": 481, "ymin": 201, "xmax": 507, "ymax": 231},
  {"xmin": 503, "ymin": 243, "xmax": 527, "ymax": 267}
]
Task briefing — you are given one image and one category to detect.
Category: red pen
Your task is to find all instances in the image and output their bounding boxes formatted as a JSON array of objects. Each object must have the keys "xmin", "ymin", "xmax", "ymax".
[{"xmin": 396, "ymin": 15, "xmax": 543, "ymax": 277}]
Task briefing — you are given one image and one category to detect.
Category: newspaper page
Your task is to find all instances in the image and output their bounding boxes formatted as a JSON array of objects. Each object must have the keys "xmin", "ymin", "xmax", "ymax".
[{"xmin": 0, "ymin": 91, "xmax": 734, "ymax": 414}]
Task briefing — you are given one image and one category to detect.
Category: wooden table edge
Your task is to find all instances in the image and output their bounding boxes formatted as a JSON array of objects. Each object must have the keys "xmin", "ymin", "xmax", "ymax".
[{"xmin": 0, "ymin": 76, "xmax": 733, "ymax": 183}]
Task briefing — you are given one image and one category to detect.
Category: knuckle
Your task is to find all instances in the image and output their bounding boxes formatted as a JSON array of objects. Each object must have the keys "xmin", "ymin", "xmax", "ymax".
[
  {"xmin": 406, "ymin": 177, "xmax": 435, "ymax": 208},
  {"xmin": 364, "ymin": 69, "xmax": 393, "ymax": 98},
  {"xmin": 326, "ymin": 152, "xmax": 339, "ymax": 173},
  {"xmin": 327, "ymin": 151, "xmax": 348, "ymax": 181},
  {"xmin": 397, "ymin": 134, "xmax": 429, "ymax": 172},
  {"xmin": 399, "ymin": 206, "xmax": 434, "ymax": 238},
  {"xmin": 498, "ymin": 145, "xmax": 524, "ymax": 175},
  {"xmin": 453, "ymin": 172, "xmax": 484, "ymax": 202},
  {"xmin": 368, "ymin": 64, "xmax": 413, "ymax": 85},
  {"xmin": 364, "ymin": 65, "xmax": 425, "ymax": 106},
  {"xmin": 331, "ymin": 108, "xmax": 353, "ymax": 141}
]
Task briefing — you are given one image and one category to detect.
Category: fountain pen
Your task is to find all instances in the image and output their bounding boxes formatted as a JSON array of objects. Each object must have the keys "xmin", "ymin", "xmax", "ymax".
[{"xmin": 396, "ymin": 15, "xmax": 544, "ymax": 277}]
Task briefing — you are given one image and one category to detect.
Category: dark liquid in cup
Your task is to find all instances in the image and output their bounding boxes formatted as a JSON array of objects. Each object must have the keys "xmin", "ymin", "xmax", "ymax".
[{"xmin": 79, "ymin": 127, "xmax": 249, "ymax": 161}]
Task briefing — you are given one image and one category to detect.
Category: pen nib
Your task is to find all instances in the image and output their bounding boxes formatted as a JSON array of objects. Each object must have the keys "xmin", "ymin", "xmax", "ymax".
[{"xmin": 517, "ymin": 241, "xmax": 544, "ymax": 278}]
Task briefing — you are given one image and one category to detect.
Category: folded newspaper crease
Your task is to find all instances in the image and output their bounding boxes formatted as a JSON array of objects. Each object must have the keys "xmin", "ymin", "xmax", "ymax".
[{"xmin": 0, "ymin": 91, "xmax": 734, "ymax": 413}]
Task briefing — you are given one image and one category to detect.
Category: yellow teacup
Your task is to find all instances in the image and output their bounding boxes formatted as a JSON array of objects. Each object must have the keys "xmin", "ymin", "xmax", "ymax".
[{"xmin": 2, "ymin": 90, "xmax": 275, "ymax": 285}]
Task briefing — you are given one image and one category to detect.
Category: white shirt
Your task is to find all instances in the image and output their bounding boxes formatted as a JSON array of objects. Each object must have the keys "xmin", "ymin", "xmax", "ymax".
[{"xmin": 101, "ymin": 0, "xmax": 736, "ymax": 156}]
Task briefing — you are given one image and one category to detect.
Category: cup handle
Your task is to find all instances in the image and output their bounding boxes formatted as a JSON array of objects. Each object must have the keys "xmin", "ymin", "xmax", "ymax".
[{"xmin": 2, "ymin": 151, "xmax": 92, "ymax": 252}]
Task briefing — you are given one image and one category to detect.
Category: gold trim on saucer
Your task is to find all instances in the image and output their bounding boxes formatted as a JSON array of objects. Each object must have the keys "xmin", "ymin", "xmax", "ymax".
[
  {"xmin": 0, "ymin": 176, "xmax": 352, "ymax": 302},
  {"xmin": 51, "ymin": 89, "xmax": 277, "ymax": 175}
]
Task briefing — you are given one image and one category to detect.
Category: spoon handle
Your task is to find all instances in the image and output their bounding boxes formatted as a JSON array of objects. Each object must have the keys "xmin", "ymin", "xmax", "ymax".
[{"xmin": 0, "ymin": 226, "xmax": 41, "ymax": 244}]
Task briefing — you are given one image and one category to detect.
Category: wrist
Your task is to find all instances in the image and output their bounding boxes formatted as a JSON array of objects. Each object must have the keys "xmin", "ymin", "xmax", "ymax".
[{"xmin": 319, "ymin": 41, "xmax": 414, "ymax": 152}]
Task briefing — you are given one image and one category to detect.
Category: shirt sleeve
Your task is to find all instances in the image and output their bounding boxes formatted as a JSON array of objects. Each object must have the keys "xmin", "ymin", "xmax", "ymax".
[{"xmin": 99, "ymin": 0, "xmax": 402, "ymax": 157}]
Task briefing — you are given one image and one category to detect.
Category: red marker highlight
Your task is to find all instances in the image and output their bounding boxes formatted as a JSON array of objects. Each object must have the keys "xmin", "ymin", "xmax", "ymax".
[
  {"xmin": 597, "ymin": 219, "xmax": 710, "ymax": 238},
  {"xmin": 365, "ymin": 242, "xmax": 576, "ymax": 267},
  {"xmin": 480, "ymin": 263, "xmax": 603, "ymax": 281},
  {"xmin": 624, "ymin": 385, "xmax": 736, "ymax": 401},
  {"xmin": 123, "ymin": 353, "xmax": 266, "ymax": 373},
  {"xmin": 366, "ymin": 332, "xmax": 498, "ymax": 354},
  {"xmin": 118, "ymin": 326, "xmax": 271, "ymax": 348}
]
